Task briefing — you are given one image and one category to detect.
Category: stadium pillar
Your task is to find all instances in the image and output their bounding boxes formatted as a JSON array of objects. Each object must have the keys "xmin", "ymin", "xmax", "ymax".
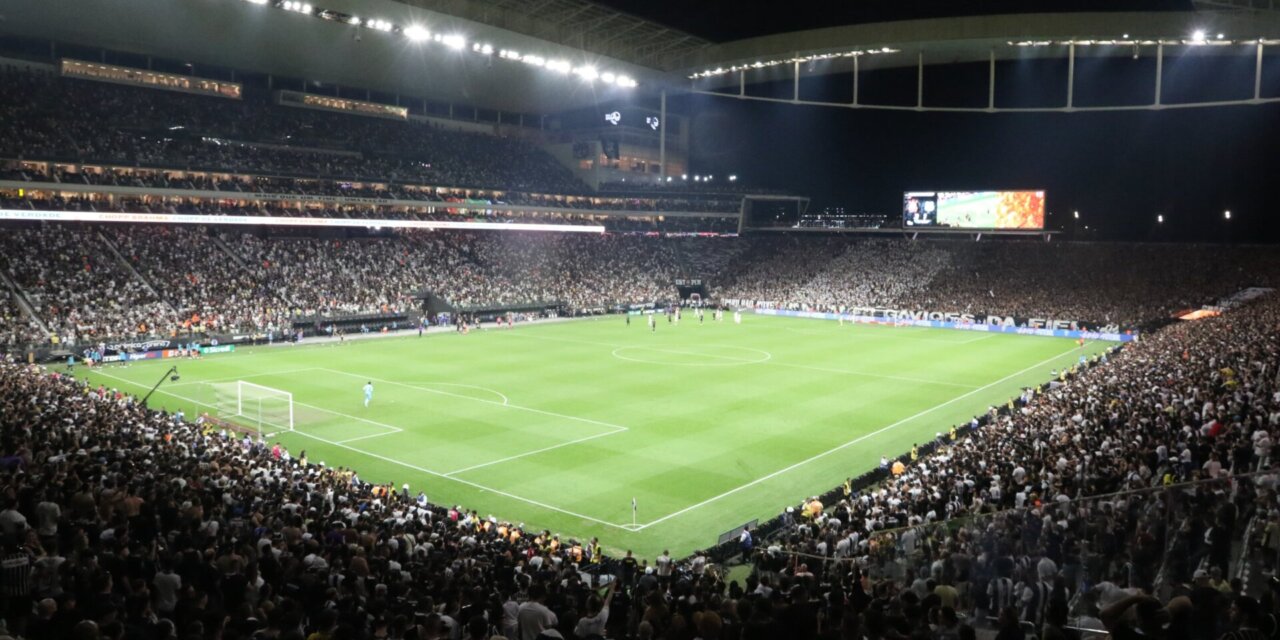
[
  {"xmin": 916, "ymin": 52, "xmax": 924, "ymax": 109},
  {"xmin": 1256, "ymin": 42, "xmax": 1264, "ymax": 101},
  {"xmin": 1154, "ymin": 43, "xmax": 1163, "ymax": 106},
  {"xmin": 793, "ymin": 60, "xmax": 800, "ymax": 102},
  {"xmin": 852, "ymin": 55, "xmax": 859, "ymax": 106},
  {"xmin": 987, "ymin": 50, "xmax": 995, "ymax": 111},
  {"xmin": 1067, "ymin": 43, "xmax": 1075, "ymax": 109},
  {"xmin": 659, "ymin": 90, "xmax": 667, "ymax": 180}
]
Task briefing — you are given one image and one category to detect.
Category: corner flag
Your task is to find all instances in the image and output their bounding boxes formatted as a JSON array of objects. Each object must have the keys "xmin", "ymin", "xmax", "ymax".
[
  {"xmin": 631, "ymin": 497, "xmax": 637, "ymax": 527},
  {"xmin": 631, "ymin": 497, "xmax": 637, "ymax": 513}
]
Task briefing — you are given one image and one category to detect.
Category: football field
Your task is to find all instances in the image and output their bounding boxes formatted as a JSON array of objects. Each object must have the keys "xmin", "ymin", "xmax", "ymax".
[{"xmin": 76, "ymin": 313, "xmax": 1111, "ymax": 559}]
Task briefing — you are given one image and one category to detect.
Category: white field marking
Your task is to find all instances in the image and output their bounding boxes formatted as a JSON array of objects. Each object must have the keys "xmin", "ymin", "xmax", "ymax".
[
  {"xmin": 399, "ymin": 382, "xmax": 509, "ymax": 405},
  {"xmin": 318, "ymin": 368, "xmax": 629, "ymax": 432},
  {"xmin": 956, "ymin": 333, "xmax": 999, "ymax": 345},
  {"xmin": 502, "ymin": 330, "xmax": 978, "ymax": 389},
  {"xmin": 335, "ymin": 428, "xmax": 405, "ymax": 444},
  {"xmin": 443, "ymin": 426, "xmax": 626, "ymax": 477},
  {"xmin": 167, "ymin": 367, "xmax": 323, "ymax": 388},
  {"xmin": 632, "ymin": 344, "xmax": 1086, "ymax": 531},
  {"xmin": 92, "ymin": 369, "xmax": 403, "ymax": 439},
  {"xmin": 610, "ymin": 345, "xmax": 772, "ymax": 367},
  {"xmin": 766, "ymin": 362, "xmax": 980, "ymax": 390},
  {"xmin": 89, "ymin": 370, "xmax": 633, "ymax": 531},
  {"xmin": 283, "ymin": 429, "xmax": 635, "ymax": 530}
]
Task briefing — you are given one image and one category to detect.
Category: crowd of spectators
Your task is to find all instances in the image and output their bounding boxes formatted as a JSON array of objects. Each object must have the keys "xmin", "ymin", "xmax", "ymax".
[
  {"xmin": 0, "ymin": 281, "xmax": 1275, "ymax": 640},
  {"xmin": 725, "ymin": 287, "xmax": 1280, "ymax": 640},
  {"xmin": 5, "ymin": 227, "xmax": 1280, "ymax": 347},
  {"xmin": 712, "ymin": 237, "xmax": 1280, "ymax": 328},
  {"xmin": 0, "ymin": 67, "xmax": 583, "ymax": 194},
  {"xmin": 0, "ymin": 228, "xmax": 174, "ymax": 345}
]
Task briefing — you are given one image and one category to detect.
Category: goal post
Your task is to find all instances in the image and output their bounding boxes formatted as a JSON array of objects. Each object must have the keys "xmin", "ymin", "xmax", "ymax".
[{"xmin": 206, "ymin": 381, "xmax": 294, "ymax": 435}]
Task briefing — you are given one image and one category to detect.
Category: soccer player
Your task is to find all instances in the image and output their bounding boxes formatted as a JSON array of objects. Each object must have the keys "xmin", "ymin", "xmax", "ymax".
[
  {"xmin": 733, "ymin": 310, "xmax": 742, "ymax": 324},
  {"xmin": 626, "ymin": 314, "xmax": 630, "ymax": 327},
  {"xmin": 648, "ymin": 313, "xmax": 656, "ymax": 332},
  {"xmin": 363, "ymin": 381, "xmax": 374, "ymax": 407}
]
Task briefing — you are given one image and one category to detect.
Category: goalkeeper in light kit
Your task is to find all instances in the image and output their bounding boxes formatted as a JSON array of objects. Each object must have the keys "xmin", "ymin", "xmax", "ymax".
[{"xmin": 364, "ymin": 381, "xmax": 374, "ymax": 407}]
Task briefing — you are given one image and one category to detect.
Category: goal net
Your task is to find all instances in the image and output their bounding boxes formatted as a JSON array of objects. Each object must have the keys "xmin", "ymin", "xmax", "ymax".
[{"xmin": 206, "ymin": 381, "xmax": 294, "ymax": 435}]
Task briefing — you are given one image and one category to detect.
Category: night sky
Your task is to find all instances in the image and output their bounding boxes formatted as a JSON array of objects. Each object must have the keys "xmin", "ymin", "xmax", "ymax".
[{"xmin": 604, "ymin": 46, "xmax": 1280, "ymax": 242}]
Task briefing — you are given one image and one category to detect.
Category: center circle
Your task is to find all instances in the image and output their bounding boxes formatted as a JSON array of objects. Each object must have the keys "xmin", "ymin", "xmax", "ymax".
[{"xmin": 610, "ymin": 345, "xmax": 772, "ymax": 367}]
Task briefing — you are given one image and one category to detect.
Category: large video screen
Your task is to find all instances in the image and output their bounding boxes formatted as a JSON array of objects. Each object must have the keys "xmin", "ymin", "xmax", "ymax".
[{"xmin": 903, "ymin": 191, "xmax": 1045, "ymax": 229}]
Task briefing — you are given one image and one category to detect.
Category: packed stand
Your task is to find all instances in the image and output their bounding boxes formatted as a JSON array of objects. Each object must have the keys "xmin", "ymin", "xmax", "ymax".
[
  {"xmin": 713, "ymin": 237, "xmax": 1280, "ymax": 327},
  {"xmin": 0, "ymin": 284, "xmax": 1276, "ymax": 640},
  {"xmin": 102, "ymin": 226, "xmax": 290, "ymax": 336},
  {"xmin": 722, "ymin": 292, "xmax": 1280, "ymax": 640},
  {"xmin": 0, "ymin": 227, "xmax": 175, "ymax": 345}
]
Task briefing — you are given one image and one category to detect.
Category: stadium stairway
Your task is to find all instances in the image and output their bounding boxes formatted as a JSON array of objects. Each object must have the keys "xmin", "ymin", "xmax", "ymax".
[
  {"xmin": 0, "ymin": 268, "xmax": 50, "ymax": 338},
  {"xmin": 96, "ymin": 230, "xmax": 179, "ymax": 314},
  {"xmin": 210, "ymin": 232, "xmax": 249, "ymax": 269}
]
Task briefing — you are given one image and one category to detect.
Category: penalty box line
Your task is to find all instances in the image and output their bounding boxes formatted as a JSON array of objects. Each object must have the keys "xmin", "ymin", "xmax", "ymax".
[
  {"xmin": 315, "ymin": 368, "xmax": 629, "ymax": 476},
  {"xmin": 91, "ymin": 369, "xmax": 403, "ymax": 441},
  {"xmin": 89, "ymin": 370, "xmax": 635, "ymax": 531},
  {"xmin": 630, "ymin": 344, "xmax": 1088, "ymax": 532}
]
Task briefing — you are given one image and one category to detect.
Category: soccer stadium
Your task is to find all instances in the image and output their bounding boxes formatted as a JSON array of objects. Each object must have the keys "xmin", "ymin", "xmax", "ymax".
[{"xmin": 1, "ymin": 0, "xmax": 1280, "ymax": 638}]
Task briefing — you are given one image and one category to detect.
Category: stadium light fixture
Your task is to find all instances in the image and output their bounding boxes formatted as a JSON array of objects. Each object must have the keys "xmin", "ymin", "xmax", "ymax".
[
  {"xmin": 574, "ymin": 66, "xmax": 599, "ymax": 81},
  {"xmin": 1191, "ymin": 30, "xmax": 1207, "ymax": 44},
  {"xmin": 347, "ymin": 15, "xmax": 360, "ymax": 25},
  {"xmin": 1157, "ymin": 214, "xmax": 1164, "ymax": 223},
  {"xmin": 547, "ymin": 59, "xmax": 572, "ymax": 74},
  {"xmin": 442, "ymin": 34, "xmax": 466, "ymax": 50},
  {"xmin": 729, "ymin": 175, "xmax": 738, "ymax": 182},
  {"xmin": 1224, "ymin": 210, "xmax": 1231, "ymax": 220},
  {"xmin": 403, "ymin": 25, "xmax": 429, "ymax": 42},
  {"xmin": 600, "ymin": 72, "xmax": 616, "ymax": 84},
  {"xmin": 1073, "ymin": 210, "xmax": 1079, "ymax": 219},
  {"xmin": 616, "ymin": 76, "xmax": 638, "ymax": 88},
  {"xmin": 681, "ymin": 174, "xmax": 688, "ymax": 180},
  {"xmin": 244, "ymin": 0, "xmax": 269, "ymax": 4}
]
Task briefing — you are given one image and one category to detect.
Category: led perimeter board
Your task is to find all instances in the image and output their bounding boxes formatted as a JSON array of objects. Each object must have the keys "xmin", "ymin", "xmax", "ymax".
[{"xmin": 903, "ymin": 191, "xmax": 1045, "ymax": 230}]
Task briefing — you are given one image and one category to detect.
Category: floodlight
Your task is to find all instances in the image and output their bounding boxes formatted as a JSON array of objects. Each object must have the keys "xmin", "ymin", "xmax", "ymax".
[
  {"xmin": 729, "ymin": 175, "xmax": 738, "ymax": 182},
  {"xmin": 403, "ymin": 25, "xmax": 429, "ymax": 42},
  {"xmin": 547, "ymin": 59, "xmax": 572, "ymax": 73},
  {"xmin": 616, "ymin": 76, "xmax": 637, "ymax": 88},
  {"xmin": 600, "ymin": 72, "xmax": 616, "ymax": 84},
  {"xmin": 1073, "ymin": 210, "xmax": 1079, "ymax": 219},
  {"xmin": 442, "ymin": 34, "xmax": 466, "ymax": 50},
  {"xmin": 575, "ymin": 66, "xmax": 599, "ymax": 81},
  {"xmin": 1157, "ymin": 214, "xmax": 1164, "ymax": 223},
  {"xmin": 348, "ymin": 15, "xmax": 360, "ymax": 25},
  {"xmin": 1191, "ymin": 30, "xmax": 1207, "ymax": 43},
  {"xmin": 1224, "ymin": 210, "xmax": 1231, "ymax": 220},
  {"xmin": 480, "ymin": 44, "xmax": 493, "ymax": 55}
]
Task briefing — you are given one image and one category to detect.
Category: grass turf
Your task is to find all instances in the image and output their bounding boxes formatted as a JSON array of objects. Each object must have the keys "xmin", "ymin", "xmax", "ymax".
[{"xmin": 75, "ymin": 313, "xmax": 1112, "ymax": 559}]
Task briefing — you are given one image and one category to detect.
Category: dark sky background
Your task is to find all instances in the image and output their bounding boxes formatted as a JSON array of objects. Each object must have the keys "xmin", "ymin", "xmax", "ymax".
[
  {"xmin": 598, "ymin": 48, "xmax": 1280, "ymax": 242},
  {"xmin": 593, "ymin": 0, "xmax": 1192, "ymax": 42}
]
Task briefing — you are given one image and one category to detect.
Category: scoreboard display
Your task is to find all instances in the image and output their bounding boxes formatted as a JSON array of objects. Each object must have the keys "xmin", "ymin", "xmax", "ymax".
[{"xmin": 904, "ymin": 191, "xmax": 1045, "ymax": 230}]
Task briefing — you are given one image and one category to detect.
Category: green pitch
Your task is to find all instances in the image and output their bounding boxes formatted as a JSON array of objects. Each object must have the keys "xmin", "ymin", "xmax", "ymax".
[{"xmin": 75, "ymin": 314, "xmax": 1112, "ymax": 559}]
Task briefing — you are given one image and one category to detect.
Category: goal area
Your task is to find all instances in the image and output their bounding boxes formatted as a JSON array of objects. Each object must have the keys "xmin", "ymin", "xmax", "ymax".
[{"xmin": 204, "ymin": 381, "xmax": 294, "ymax": 435}]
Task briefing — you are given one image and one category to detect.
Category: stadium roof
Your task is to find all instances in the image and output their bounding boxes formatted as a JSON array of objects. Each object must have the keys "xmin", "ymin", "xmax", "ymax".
[
  {"xmin": 3, "ymin": 0, "xmax": 1275, "ymax": 115},
  {"xmin": 393, "ymin": 0, "xmax": 714, "ymax": 71}
]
